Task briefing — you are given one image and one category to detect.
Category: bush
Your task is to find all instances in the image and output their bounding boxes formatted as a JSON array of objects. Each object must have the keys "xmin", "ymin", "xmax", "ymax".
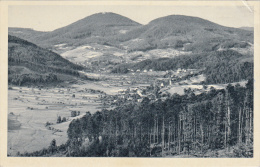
[
  {"xmin": 71, "ymin": 111, "xmax": 77, "ymax": 117},
  {"xmin": 57, "ymin": 116, "xmax": 62, "ymax": 123},
  {"xmin": 45, "ymin": 121, "xmax": 53, "ymax": 126},
  {"xmin": 233, "ymin": 144, "xmax": 253, "ymax": 157}
]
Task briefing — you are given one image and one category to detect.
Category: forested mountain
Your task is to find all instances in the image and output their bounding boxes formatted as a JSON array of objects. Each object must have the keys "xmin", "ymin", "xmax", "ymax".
[
  {"xmin": 8, "ymin": 27, "xmax": 47, "ymax": 43},
  {"xmin": 20, "ymin": 79, "xmax": 253, "ymax": 157},
  {"xmin": 8, "ymin": 35, "xmax": 85, "ymax": 86},
  {"xmin": 114, "ymin": 15, "xmax": 253, "ymax": 52},
  {"xmin": 9, "ymin": 14, "xmax": 253, "ymax": 53},
  {"xmin": 9, "ymin": 12, "xmax": 142, "ymax": 48},
  {"xmin": 239, "ymin": 27, "xmax": 254, "ymax": 31}
]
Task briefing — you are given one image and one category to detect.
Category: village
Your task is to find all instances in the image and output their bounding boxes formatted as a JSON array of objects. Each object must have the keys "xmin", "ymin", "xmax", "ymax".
[{"xmin": 97, "ymin": 68, "xmax": 207, "ymax": 107}]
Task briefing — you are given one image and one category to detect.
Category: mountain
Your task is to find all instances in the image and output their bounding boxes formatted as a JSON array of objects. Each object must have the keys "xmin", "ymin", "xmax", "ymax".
[
  {"xmin": 8, "ymin": 14, "xmax": 254, "ymax": 70},
  {"xmin": 9, "ymin": 12, "xmax": 141, "ymax": 48},
  {"xmin": 8, "ymin": 35, "xmax": 85, "ymax": 86},
  {"xmin": 8, "ymin": 27, "xmax": 48, "ymax": 44},
  {"xmin": 115, "ymin": 15, "xmax": 254, "ymax": 52},
  {"xmin": 9, "ymin": 14, "xmax": 253, "ymax": 53},
  {"xmin": 239, "ymin": 27, "xmax": 254, "ymax": 31}
]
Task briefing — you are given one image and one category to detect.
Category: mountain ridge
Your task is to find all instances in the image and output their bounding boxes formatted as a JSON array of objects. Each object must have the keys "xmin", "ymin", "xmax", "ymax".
[
  {"xmin": 8, "ymin": 13, "xmax": 254, "ymax": 54},
  {"xmin": 8, "ymin": 35, "xmax": 86, "ymax": 86}
]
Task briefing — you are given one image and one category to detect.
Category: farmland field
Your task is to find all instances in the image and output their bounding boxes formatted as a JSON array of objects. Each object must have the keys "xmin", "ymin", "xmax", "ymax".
[
  {"xmin": 8, "ymin": 84, "xmax": 104, "ymax": 156},
  {"xmin": 7, "ymin": 76, "xmax": 152, "ymax": 156}
]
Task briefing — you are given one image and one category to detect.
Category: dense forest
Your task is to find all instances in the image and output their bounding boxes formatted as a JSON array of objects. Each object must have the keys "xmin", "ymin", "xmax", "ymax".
[
  {"xmin": 20, "ymin": 79, "xmax": 253, "ymax": 157},
  {"xmin": 112, "ymin": 50, "xmax": 253, "ymax": 84},
  {"xmin": 8, "ymin": 35, "xmax": 86, "ymax": 86}
]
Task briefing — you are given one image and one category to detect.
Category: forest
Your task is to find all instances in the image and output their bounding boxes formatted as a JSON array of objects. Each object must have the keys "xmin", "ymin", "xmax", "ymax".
[
  {"xmin": 112, "ymin": 50, "xmax": 253, "ymax": 84},
  {"xmin": 19, "ymin": 79, "xmax": 253, "ymax": 157},
  {"xmin": 8, "ymin": 35, "xmax": 86, "ymax": 86}
]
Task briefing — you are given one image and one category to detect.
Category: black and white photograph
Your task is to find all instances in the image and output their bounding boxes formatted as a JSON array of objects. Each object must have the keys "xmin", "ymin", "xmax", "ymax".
[{"xmin": 4, "ymin": 2, "xmax": 256, "ymax": 159}]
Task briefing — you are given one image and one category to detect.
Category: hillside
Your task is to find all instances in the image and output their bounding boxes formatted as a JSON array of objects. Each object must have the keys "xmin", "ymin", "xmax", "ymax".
[
  {"xmin": 112, "ymin": 49, "xmax": 253, "ymax": 84},
  {"xmin": 8, "ymin": 14, "xmax": 254, "ymax": 71},
  {"xmin": 8, "ymin": 35, "xmax": 85, "ymax": 86},
  {"xmin": 239, "ymin": 27, "xmax": 254, "ymax": 31},
  {"xmin": 9, "ymin": 14, "xmax": 253, "ymax": 53},
  {"xmin": 115, "ymin": 15, "xmax": 253, "ymax": 52},
  {"xmin": 9, "ymin": 12, "xmax": 141, "ymax": 49}
]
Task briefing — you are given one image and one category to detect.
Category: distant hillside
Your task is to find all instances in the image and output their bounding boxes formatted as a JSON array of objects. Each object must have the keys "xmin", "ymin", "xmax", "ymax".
[
  {"xmin": 8, "ymin": 28, "xmax": 48, "ymax": 44},
  {"xmin": 9, "ymin": 13, "xmax": 254, "ymax": 56},
  {"xmin": 239, "ymin": 27, "xmax": 254, "ymax": 31},
  {"xmin": 112, "ymin": 49, "xmax": 253, "ymax": 84},
  {"xmin": 8, "ymin": 35, "xmax": 85, "ymax": 86},
  {"xmin": 9, "ymin": 12, "xmax": 141, "ymax": 49},
  {"xmin": 115, "ymin": 15, "xmax": 254, "ymax": 53}
]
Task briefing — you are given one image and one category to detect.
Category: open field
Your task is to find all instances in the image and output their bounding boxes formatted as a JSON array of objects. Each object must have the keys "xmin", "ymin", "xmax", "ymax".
[
  {"xmin": 8, "ymin": 76, "xmax": 151, "ymax": 156},
  {"xmin": 8, "ymin": 84, "xmax": 104, "ymax": 156}
]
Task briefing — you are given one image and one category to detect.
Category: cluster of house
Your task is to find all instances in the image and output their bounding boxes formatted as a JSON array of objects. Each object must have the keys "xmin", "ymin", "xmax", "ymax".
[
  {"xmin": 127, "ymin": 68, "xmax": 196, "ymax": 76},
  {"xmin": 117, "ymin": 86, "xmax": 155, "ymax": 102},
  {"xmin": 154, "ymin": 69, "xmax": 198, "ymax": 88},
  {"xmin": 100, "ymin": 85, "xmax": 158, "ymax": 106},
  {"xmin": 128, "ymin": 69, "xmax": 153, "ymax": 73}
]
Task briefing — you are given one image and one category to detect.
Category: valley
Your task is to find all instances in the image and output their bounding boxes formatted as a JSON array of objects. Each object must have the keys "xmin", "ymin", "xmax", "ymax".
[
  {"xmin": 7, "ymin": 12, "xmax": 254, "ymax": 157},
  {"xmin": 8, "ymin": 67, "xmax": 247, "ymax": 156}
]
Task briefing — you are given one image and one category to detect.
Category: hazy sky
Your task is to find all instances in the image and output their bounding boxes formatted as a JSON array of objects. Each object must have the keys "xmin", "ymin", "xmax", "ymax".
[{"xmin": 8, "ymin": 5, "xmax": 254, "ymax": 31}]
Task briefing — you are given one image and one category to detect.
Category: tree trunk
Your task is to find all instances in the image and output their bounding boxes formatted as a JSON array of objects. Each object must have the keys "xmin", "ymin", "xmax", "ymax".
[
  {"xmin": 168, "ymin": 123, "xmax": 171, "ymax": 153},
  {"xmin": 200, "ymin": 122, "xmax": 204, "ymax": 152},
  {"xmin": 154, "ymin": 118, "xmax": 156, "ymax": 143},
  {"xmin": 178, "ymin": 115, "xmax": 181, "ymax": 155},
  {"xmin": 157, "ymin": 117, "xmax": 159, "ymax": 144},
  {"xmin": 149, "ymin": 129, "xmax": 152, "ymax": 156},
  {"xmin": 227, "ymin": 105, "xmax": 231, "ymax": 150},
  {"xmin": 161, "ymin": 116, "xmax": 165, "ymax": 157},
  {"xmin": 238, "ymin": 107, "xmax": 242, "ymax": 144}
]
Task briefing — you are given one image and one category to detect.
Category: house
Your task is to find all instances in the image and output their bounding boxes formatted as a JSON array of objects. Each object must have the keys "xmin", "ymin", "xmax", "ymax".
[
  {"xmin": 155, "ymin": 78, "xmax": 170, "ymax": 87},
  {"xmin": 161, "ymin": 83, "xmax": 164, "ymax": 87},
  {"xmin": 137, "ymin": 99, "xmax": 143, "ymax": 103},
  {"xmin": 137, "ymin": 89, "xmax": 143, "ymax": 97}
]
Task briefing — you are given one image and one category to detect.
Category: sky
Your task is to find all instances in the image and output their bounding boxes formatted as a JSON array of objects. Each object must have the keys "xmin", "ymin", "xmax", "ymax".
[{"xmin": 8, "ymin": 5, "xmax": 254, "ymax": 31}]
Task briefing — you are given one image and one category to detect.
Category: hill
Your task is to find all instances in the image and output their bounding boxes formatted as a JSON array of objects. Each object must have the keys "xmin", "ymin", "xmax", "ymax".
[
  {"xmin": 112, "ymin": 49, "xmax": 253, "ymax": 84},
  {"xmin": 9, "ymin": 14, "xmax": 253, "ymax": 53},
  {"xmin": 8, "ymin": 27, "xmax": 48, "ymax": 45},
  {"xmin": 8, "ymin": 35, "xmax": 85, "ymax": 86},
  {"xmin": 9, "ymin": 12, "xmax": 141, "ymax": 49},
  {"xmin": 239, "ymin": 27, "xmax": 254, "ymax": 31},
  {"xmin": 8, "ymin": 14, "xmax": 254, "ymax": 70},
  {"xmin": 115, "ymin": 15, "xmax": 253, "ymax": 52}
]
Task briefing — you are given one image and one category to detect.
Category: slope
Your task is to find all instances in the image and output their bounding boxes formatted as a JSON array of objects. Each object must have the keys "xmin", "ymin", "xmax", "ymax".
[
  {"xmin": 115, "ymin": 15, "xmax": 253, "ymax": 53},
  {"xmin": 8, "ymin": 35, "xmax": 85, "ymax": 86},
  {"xmin": 9, "ymin": 12, "xmax": 141, "ymax": 49}
]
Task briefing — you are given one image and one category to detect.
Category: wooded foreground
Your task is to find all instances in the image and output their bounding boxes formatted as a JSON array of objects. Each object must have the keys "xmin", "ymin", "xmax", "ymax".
[{"xmin": 20, "ymin": 79, "xmax": 253, "ymax": 157}]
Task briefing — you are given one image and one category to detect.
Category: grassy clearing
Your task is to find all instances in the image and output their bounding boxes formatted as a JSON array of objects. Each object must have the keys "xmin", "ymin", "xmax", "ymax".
[{"xmin": 8, "ymin": 84, "xmax": 104, "ymax": 156}]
